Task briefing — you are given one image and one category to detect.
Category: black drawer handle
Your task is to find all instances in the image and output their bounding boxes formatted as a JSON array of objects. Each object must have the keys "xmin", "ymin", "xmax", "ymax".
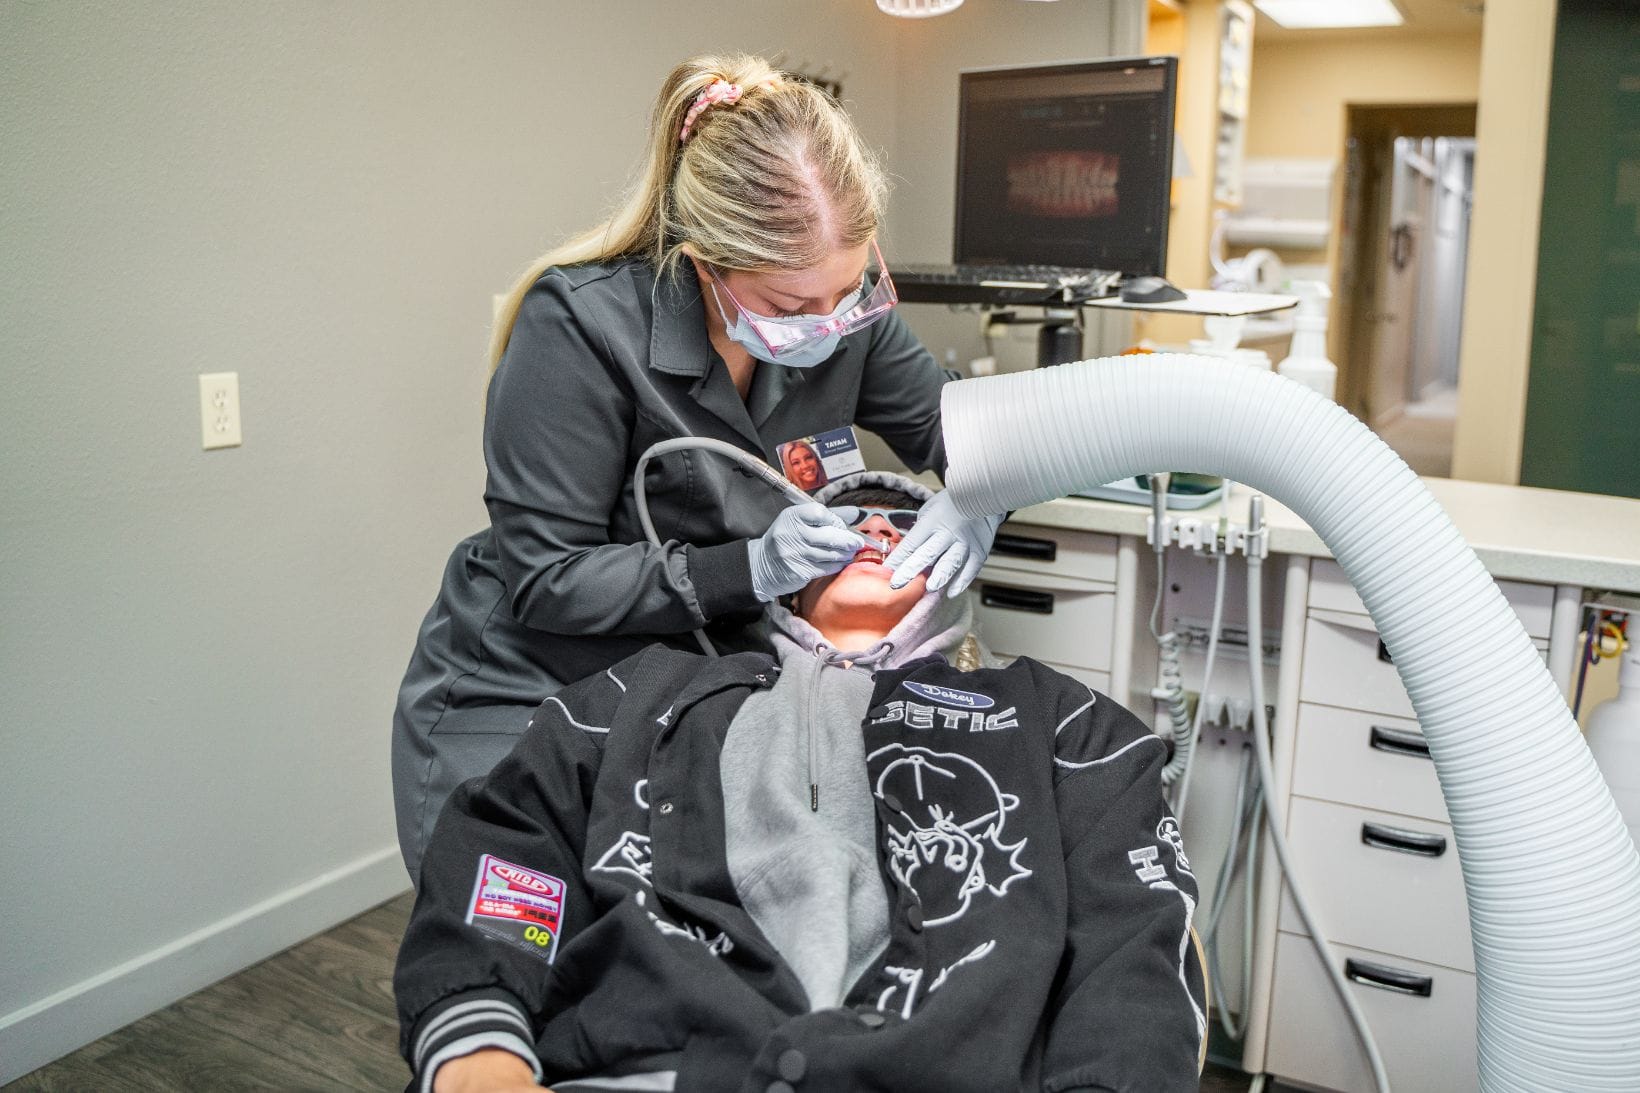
[
  {"xmin": 1369, "ymin": 725, "xmax": 1431, "ymax": 760},
  {"xmin": 992, "ymin": 532, "xmax": 1058, "ymax": 562},
  {"xmin": 980, "ymin": 584, "xmax": 1055, "ymax": 615},
  {"xmin": 1377, "ymin": 637, "xmax": 1394, "ymax": 664},
  {"xmin": 1345, "ymin": 958, "xmax": 1433, "ymax": 998},
  {"xmin": 1361, "ymin": 822, "xmax": 1447, "ymax": 858}
]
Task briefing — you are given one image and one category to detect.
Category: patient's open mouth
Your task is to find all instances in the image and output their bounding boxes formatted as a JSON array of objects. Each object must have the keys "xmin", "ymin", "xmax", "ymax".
[{"xmin": 852, "ymin": 547, "xmax": 886, "ymax": 566}]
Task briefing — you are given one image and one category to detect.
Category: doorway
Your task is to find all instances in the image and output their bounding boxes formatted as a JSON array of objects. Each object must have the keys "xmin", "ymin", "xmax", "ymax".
[{"xmin": 1337, "ymin": 103, "xmax": 1478, "ymax": 477}]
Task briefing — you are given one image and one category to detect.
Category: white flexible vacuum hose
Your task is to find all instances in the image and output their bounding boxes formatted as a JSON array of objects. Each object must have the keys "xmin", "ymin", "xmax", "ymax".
[{"xmin": 940, "ymin": 355, "xmax": 1640, "ymax": 1091}]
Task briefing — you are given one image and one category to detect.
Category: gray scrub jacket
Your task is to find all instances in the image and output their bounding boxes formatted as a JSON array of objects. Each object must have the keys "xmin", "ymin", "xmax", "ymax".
[{"xmin": 392, "ymin": 257, "xmax": 952, "ymax": 878}]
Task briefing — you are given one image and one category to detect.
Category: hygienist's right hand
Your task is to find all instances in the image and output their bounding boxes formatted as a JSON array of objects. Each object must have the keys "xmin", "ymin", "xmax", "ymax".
[{"xmin": 747, "ymin": 503, "xmax": 868, "ymax": 602}]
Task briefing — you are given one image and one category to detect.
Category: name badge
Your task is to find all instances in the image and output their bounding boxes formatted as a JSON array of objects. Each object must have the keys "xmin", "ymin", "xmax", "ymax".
[{"xmin": 776, "ymin": 426, "xmax": 867, "ymax": 494}]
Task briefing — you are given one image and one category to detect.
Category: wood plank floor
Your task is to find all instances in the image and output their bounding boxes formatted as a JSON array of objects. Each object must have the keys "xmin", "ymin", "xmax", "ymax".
[
  {"xmin": 7, "ymin": 892, "xmax": 417, "ymax": 1093},
  {"xmin": 8, "ymin": 891, "xmax": 1265, "ymax": 1091}
]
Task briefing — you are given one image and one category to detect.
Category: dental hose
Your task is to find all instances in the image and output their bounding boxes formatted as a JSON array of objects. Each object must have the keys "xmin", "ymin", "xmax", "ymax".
[
  {"xmin": 1242, "ymin": 494, "xmax": 1390, "ymax": 1092},
  {"xmin": 633, "ymin": 437, "xmax": 815, "ymax": 657}
]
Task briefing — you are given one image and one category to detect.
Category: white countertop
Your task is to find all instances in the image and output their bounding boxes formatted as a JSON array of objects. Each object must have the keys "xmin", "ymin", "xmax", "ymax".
[{"xmin": 998, "ymin": 478, "xmax": 1640, "ymax": 594}]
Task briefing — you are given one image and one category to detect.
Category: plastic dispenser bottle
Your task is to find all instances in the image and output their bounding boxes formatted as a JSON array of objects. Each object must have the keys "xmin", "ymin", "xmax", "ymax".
[
  {"xmin": 1587, "ymin": 638, "xmax": 1640, "ymax": 844},
  {"xmin": 1277, "ymin": 281, "xmax": 1337, "ymax": 401}
]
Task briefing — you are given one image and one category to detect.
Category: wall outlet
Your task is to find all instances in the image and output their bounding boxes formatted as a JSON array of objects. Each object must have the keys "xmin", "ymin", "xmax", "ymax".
[{"xmin": 199, "ymin": 372, "xmax": 242, "ymax": 450}]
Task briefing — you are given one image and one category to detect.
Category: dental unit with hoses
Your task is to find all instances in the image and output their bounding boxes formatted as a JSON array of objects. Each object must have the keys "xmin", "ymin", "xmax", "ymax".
[{"xmin": 635, "ymin": 353, "xmax": 1640, "ymax": 1093}]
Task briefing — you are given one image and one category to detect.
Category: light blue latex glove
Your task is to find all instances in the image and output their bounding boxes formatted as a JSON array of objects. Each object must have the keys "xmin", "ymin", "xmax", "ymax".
[
  {"xmin": 747, "ymin": 503, "xmax": 870, "ymax": 602},
  {"xmin": 885, "ymin": 490, "xmax": 1004, "ymax": 598}
]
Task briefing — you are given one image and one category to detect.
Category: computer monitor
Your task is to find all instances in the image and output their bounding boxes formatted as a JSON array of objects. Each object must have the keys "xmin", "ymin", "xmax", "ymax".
[{"xmin": 954, "ymin": 56, "xmax": 1178, "ymax": 276}]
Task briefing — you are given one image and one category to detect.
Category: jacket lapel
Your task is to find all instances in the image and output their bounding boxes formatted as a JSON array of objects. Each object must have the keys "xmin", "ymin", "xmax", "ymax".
[{"xmin": 648, "ymin": 263, "xmax": 764, "ymax": 452}]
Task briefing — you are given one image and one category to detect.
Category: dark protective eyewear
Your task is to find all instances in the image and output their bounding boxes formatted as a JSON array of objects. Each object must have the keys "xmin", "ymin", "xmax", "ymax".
[{"xmin": 839, "ymin": 507, "xmax": 921, "ymax": 532}]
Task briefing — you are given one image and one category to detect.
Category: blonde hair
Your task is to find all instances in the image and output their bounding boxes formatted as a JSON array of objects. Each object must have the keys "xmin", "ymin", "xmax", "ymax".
[{"xmin": 486, "ymin": 54, "xmax": 889, "ymax": 371}]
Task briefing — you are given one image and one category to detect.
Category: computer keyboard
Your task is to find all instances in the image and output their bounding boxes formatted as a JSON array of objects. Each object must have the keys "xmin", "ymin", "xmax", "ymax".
[{"xmin": 887, "ymin": 263, "xmax": 1121, "ymax": 306}]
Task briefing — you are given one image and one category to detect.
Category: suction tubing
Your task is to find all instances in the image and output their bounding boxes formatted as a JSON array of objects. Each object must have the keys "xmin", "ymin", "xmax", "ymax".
[{"xmin": 939, "ymin": 354, "xmax": 1640, "ymax": 1091}]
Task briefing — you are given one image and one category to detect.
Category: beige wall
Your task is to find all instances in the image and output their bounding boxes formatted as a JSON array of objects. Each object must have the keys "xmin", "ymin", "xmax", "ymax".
[
  {"xmin": 1242, "ymin": 29, "xmax": 1482, "ymax": 282},
  {"xmin": 1245, "ymin": 31, "xmax": 1483, "ymax": 162},
  {"xmin": 1451, "ymin": 1, "xmax": 1559, "ymax": 484}
]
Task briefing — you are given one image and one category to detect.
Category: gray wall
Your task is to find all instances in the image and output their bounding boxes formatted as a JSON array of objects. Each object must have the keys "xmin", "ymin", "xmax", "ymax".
[{"xmin": 0, "ymin": 0, "xmax": 1133, "ymax": 1077}]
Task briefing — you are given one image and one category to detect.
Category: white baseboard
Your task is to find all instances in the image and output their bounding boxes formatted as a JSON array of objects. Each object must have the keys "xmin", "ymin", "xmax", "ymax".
[{"xmin": 0, "ymin": 845, "xmax": 411, "ymax": 1084}]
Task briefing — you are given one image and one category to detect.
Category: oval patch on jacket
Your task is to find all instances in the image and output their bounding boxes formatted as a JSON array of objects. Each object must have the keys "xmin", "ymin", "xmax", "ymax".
[{"xmin": 902, "ymin": 681, "xmax": 995, "ymax": 710}]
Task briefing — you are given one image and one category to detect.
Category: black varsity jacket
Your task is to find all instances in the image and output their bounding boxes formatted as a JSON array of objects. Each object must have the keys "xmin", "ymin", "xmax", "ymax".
[{"xmin": 394, "ymin": 647, "xmax": 1205, "ymax": 1093}]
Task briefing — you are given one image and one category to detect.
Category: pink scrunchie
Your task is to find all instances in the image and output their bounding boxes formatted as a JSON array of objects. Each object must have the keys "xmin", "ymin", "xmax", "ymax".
[{"xmin": 678, "ymin": 77, "xmax": 778, "ymax": 144}]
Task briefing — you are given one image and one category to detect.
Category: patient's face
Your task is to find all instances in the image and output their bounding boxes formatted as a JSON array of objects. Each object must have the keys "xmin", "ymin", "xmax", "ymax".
[{"xmin": 794, "ymin": 510, "xmax": 928, "ymax": 626}]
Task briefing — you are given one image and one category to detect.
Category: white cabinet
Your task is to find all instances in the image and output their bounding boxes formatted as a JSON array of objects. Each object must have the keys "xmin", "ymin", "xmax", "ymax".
[
  {"xmin": 1265, "ymin": 558, "xmax": 1556, "ymax": 1092},
  {"xmin": 974, "ymin": 523, "xmax": 1119, "ymax": 694}
]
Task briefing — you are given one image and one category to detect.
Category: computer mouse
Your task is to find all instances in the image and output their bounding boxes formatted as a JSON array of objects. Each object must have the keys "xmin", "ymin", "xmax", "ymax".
[{"xmin": 1120, "ymin": 275, "xmax": 1187, "ymax": 304}]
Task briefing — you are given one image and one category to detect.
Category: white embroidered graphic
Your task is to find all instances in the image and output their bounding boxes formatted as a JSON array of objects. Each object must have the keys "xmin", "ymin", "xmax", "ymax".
[
  {"xmin": 605, "ymin": 667, "xmax": 627, "ymax": 692},
  {"xmin": 1157, "ymin": 816, "xmax": 1194, "ymax": 876},
  {"xmin": 634, "ymin": 779, "xmax": 650, "ymax": 811},
  {"xmin": 656, "ymin": 704, "xmax": 674, "ymax": 726},
  {"xmin": 929, "ymin": 939, "xmax": 998, "ymax": 993},
  {"xmin": 592, "ymin": 831, "xmax": 653, "ymax": 887},
  {"xmin": 869, "ymin": 744, "xmax": 1032, "ymax": 927},
  {"xmin": 1150, "ymin": 879, "xmax": 1207, "ymax": 1042},
  {"xmin": 871, "ymin": 700, "xmax": 1020, "ymax": 733},
  {"xmin": 1128, "ymin": 845, "xmax": 1167, "ymax": 883},
  {"xmin": 633, "ymin": 890, "xmax": 733, "ymax": 956},
  {"xmin": 877, "ymin": 965, "xmax": 924, "ymax": 1020},
  {"xmin": 902, "ymin": 680, "xmax": 996, "ymax": 709}
]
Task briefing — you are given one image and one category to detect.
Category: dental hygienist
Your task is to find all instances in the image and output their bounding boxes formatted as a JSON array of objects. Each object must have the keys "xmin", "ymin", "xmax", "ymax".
[{"xmin": 391, "ymin": 53, "xmax": 1002, "ymax": 880}]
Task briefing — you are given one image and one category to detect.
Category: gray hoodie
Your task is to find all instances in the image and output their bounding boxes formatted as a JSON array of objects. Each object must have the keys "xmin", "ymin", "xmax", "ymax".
[{"xmin": 719, "ymin": 580, "xmax": 977, "ymax": 1012}]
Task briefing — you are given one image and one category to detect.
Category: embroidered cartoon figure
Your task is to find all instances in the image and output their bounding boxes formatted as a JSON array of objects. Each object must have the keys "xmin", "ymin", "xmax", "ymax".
[
  {"xmin": 592, "ymin": 831, "xmax": 653, "ymax": 887},
  {"xmin": 869, "ymin": 744, "xmax": 1032, "ymax": 926},
  {"xmin": 877, "ymin": 939, "xmax": 998, "ymax": 1018},
  {"xmin": 1157, "ymin": 816, "xmax": 1194, "ymax": 876},
  {"xmin": 632, "ymin": 890, "xmax": 734, "ymax": 956}
]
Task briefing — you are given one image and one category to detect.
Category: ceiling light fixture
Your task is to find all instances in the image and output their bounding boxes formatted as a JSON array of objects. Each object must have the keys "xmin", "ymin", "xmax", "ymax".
[
  {"xmin": 1254, "ymin": 0, "xmax": 1404, "ymax": 29},
  {"xmin": 876, "ymin": 0, "xmax": 965, "ymax": 16}
]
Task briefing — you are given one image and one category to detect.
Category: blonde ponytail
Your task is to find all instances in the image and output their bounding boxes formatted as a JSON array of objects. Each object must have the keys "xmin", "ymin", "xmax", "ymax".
[{"xmin": 487, "ymin": 54, "xmax": 888, "ymax": 371}]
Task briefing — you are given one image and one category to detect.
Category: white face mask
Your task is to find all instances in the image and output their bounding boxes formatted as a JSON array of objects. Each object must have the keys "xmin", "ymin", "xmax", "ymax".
[{"xmin": 709, "ymin": 280, "xmax": 866, "ymax": 368}]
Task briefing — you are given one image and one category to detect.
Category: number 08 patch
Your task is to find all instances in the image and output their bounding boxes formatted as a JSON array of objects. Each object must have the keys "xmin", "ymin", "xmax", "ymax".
[{"xmin": 466, "ymin": 853, "xmax": 567, "ymax": 962}]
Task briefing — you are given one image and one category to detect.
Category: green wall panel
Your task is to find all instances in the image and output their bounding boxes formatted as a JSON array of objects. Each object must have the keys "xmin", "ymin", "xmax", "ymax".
[{"xmin": 1520, "ymin": 0, "xmax": 1640, "ymax": 498}]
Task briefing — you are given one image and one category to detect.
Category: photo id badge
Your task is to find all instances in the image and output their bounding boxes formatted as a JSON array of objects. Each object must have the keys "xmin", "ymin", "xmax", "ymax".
[{"xmin": 777, "ymin": 426, "xmax": 866, "ymax": 494}]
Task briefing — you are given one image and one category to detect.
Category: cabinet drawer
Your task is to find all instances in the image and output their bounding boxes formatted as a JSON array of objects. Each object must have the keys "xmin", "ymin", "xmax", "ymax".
[
  {"xmin": 1266, "ymin": 931, "xmax": 1477, "ymax": 1093},
  {"xmin": 984, "ymin": 523, "xmax": 1118, "ymax": 585},
  {"xmin": 1300, "ymin": 610, "xmax": 1548, "ymax": 720},
  {"xmin": 1309, "ymin": 557, "xmax": 1554, "ymax": 640},
  {"xmin": 973, "ymin": 573, "xmax": 1115, "ymax": 674},
  {"xmin": 1292, "ymin": 703, "xmax": 1447, "ymax": 824},
  {"xmin": 1279, "ymin": 796, "xmax": 1472, "ymax": 973}
]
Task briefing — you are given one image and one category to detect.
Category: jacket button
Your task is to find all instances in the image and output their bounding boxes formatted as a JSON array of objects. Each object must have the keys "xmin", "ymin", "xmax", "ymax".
[
  {"xmin": 906, "ymin": 904, "xmax": 923, "ymax": 931},
  {"xmin": 777, "ymin": 1048, "xmax": 807, "ymax": 1082},
  {"xmin": 858, "ymin": 1011, "xmax": 887, "ymax": 1029},
  {"xmin": 881, "ymin": 793, "xmax": 903, "ymax": 813},
  {"xmin": 766, "ymin": 1083, "xmax": 796, "ymax": 1093},
  {"xmin": 658, "ymin": 802, "xmax": 674, "ymax": 815}
]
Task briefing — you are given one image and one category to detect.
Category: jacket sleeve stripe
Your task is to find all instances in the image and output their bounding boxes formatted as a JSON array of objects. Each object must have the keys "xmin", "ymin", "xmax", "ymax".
[
  {"xmin": 541, "ymin": 694, "xmax": 610, "ymax": 734},
  {"xmin": 413, "ymin": 998, "xmax": 532, "ymax": 1068},
  {"xmin": 1054, "ymin": 731, "xmax": 1164, "ymax": 772},
  {"xmin": 1052, "ymin": 694, "xmax": 1096, "ymax": 737},
  {"xmin": 418, "ymin": 1031, "xmax": 542, "ymax": 1093}
]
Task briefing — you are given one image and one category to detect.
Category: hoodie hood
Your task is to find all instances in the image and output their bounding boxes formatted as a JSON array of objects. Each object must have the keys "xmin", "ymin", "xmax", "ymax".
[
  {"xmin": 809, "ymin": 468, "xmax": 937, "ymax": 509},
  {"xmin": 774, "ymin": 470, "xmax": 969, "ymax": 669}
]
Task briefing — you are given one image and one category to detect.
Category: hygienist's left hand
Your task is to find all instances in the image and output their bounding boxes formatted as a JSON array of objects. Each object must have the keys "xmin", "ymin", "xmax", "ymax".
[{"xmin": 885, "ymin": 490, "xmax": 1004, "ymax": 598}]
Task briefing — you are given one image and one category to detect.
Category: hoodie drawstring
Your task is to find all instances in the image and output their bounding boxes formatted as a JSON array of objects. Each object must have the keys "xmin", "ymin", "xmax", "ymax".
[{"xmin": 809, "ymin": 642, "xmax": 895, "ymax": 812}]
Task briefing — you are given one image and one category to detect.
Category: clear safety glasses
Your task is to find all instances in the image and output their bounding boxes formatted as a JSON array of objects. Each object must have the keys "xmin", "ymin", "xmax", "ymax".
[
  {"xmin": 838, "ymin": 507, "xmax": 921, "ymax": 533},
  {"xmin": 714, "ymin": 239, "xmax": 899, "ymax": 359}
]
